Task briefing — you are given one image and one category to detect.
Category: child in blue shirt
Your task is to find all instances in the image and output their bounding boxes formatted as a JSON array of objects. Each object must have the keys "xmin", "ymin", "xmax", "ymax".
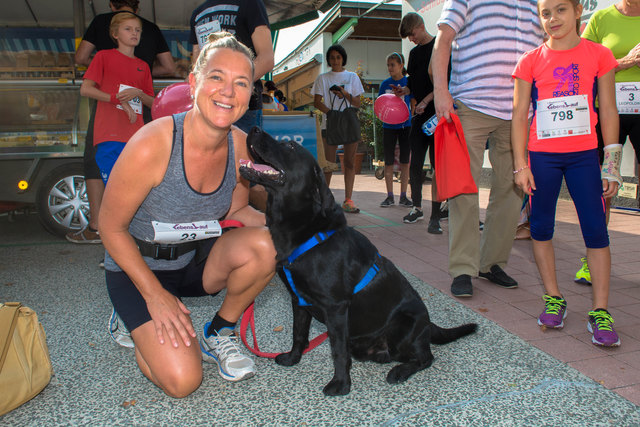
[{"xmin": 378, "ymin": 52, "xmax": 412, "ymax": 208}]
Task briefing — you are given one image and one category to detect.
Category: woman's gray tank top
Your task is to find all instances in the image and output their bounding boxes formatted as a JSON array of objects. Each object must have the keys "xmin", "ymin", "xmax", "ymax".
[{"xmin": 104, "ymin": 111, "xmax": 236, "ymax": 271}]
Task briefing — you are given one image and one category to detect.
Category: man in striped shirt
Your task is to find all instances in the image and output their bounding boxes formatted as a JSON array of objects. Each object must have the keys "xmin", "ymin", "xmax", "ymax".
[{"xmin": 431, "ymin": 0, "xmax": 544, "ymax": 298}]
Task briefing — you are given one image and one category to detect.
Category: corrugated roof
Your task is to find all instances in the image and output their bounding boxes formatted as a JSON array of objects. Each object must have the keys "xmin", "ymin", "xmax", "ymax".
[{"xmin": 1, "ymin": 0, "xmax": 339, "ymax": 30}]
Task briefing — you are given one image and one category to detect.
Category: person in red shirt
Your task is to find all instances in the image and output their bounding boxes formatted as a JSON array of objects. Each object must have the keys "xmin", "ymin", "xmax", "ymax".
[
  {"xmin": 81, "ymin": 12, "xmax": 154, "ymax": 184},
  {"xmin": 512, "ymin": 0, "xmax": 622, "ymax": 347}
]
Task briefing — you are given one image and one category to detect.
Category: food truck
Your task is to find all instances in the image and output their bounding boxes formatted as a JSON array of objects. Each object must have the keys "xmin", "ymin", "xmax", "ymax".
[{"xmin": 0, "ymin": 0, "xmax": 335, "ymax": 236}]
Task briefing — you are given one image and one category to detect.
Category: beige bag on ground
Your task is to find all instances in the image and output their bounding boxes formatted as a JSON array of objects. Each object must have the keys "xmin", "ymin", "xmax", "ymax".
[{"xmin": 0, "ymin": 302, "xmax": 53, "ymax": 416}]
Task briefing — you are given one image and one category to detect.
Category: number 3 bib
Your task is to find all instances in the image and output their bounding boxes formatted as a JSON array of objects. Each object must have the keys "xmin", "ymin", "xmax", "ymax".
[
  {"xmin": 615, "ymin": 82, "xmax": 640, "ymax": 114},
  {"xmin": 536, "ymin": 94, "xmax": 591, "ymax": 140}
]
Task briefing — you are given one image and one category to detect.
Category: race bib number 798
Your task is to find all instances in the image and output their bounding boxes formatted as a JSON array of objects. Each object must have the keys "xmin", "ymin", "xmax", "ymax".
[{"xmin": 536, "ymin": 94, "xmax": 591, "ymax": 140}]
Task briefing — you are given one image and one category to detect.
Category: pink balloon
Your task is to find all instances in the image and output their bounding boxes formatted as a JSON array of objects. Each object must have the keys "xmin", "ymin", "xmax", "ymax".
[
  {"xmin": 151, "ymin": 82, "xmax": 193, "ymax": 120},
  {"xmin": 374, "ymin": 93, "xmax": 410, "ymax": 125}
]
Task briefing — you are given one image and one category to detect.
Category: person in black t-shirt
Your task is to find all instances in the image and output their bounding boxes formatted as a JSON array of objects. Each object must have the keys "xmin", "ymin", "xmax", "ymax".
[
  {"xmin": 392, "ymin": 13, "xmax": 442, "ymax": 234},
  {"xmin": 189, "ymin": 0, "xmax": 275, "ymax": 212},
  {"xmin": 66, "ymin": 0, "xmax": 175, "ymax": 246},
  {"xmin": 76, "ymin": 0, "xmax": 175, "ymax": 77},
  {"xmin": 189, "ymin": 0, "xmax": 274, "ymax": 133}
]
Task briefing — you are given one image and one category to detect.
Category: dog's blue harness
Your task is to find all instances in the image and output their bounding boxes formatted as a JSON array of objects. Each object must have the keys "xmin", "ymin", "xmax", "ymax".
[{"xmin": 282, "ymin": 230, "xmax": 381, "ymax": 307}]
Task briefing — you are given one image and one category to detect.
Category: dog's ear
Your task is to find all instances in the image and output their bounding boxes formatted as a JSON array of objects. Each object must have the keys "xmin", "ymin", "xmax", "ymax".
[{"xmin": 314, "ymin": 164, "xmax": 336, "ymax": 215}]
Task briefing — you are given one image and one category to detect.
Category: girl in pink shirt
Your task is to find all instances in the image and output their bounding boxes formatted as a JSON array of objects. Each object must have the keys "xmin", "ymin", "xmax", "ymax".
[{"xmin": 511, "ymin": 0, "xmax": 621, "ymax": 346}]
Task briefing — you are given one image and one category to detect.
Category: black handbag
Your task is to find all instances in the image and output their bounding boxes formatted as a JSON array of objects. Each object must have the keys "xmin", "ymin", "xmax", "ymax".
[{"xmin": 325, "ymin": 93, "xmax": 360, "ymax": 146}]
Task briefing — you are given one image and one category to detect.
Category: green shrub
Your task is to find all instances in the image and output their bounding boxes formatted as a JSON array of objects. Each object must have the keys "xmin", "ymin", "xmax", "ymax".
[{"xmin": 358, "ymin": 96, "xmax": 384, "ymax": 160}]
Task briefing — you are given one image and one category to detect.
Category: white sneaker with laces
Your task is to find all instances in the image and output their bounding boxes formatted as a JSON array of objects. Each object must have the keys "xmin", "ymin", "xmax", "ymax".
[
  {"xmin": 108, "ymin": 308, "xmax": 134, "ymax": 348},
  {"xmin": 200, "ymin": 323, "xmax": 255, "ymax": 382}
]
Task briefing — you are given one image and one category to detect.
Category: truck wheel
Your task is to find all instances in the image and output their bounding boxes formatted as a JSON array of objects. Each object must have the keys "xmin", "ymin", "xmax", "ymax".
[{"xmin": 36, "ymin": 164, "xmax": 90, "ymax": 237}]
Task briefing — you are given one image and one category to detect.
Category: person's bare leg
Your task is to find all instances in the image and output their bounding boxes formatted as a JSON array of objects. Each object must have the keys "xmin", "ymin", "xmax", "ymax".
[
  {"xmin": 400, "ymin": 162, "xmax": 410, "ymax": 195},
  {"xmin": 532, "ymin": 239, "xmax": 561, "ymax": 297},
  {"xmin": 202, "ymin": 227, "xmax": 276, "ymax": 322},
  {"xmin": 86, "ymin": 178, "xmax": 104, "ymax": 230},
  {"xmin": 324, "ymin": 140, "xmax": 337, "ymax": 186},
  {"xmin": 131, "ymin": 321, "xmax": 203, "ymax": 398},
  {"xmin": 586, "ymin": 246, "xmax": 611, "ymax": 309},
  {"xmin": 384, "ymin": 164, "xmax": 394, "ymax": 194},
  {"xmin": 342, "ymin": 142, "xmax": 358, "ymax": 201}
]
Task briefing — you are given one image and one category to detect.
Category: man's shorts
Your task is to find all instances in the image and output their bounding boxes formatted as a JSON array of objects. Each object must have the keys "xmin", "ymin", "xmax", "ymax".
[
  {"xmin": 95, "ymin": 141, "xmax": 126, "ymax": 184},
  {"xmin": 83, "ymin": 101, "xmax": 102, "ymax": 180}
]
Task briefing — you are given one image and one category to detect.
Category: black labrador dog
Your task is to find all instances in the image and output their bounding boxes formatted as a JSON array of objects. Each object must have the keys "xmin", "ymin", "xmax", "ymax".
[{"xmin": 239, "ymin": 128, "xmax": 477, "ymax": 396}]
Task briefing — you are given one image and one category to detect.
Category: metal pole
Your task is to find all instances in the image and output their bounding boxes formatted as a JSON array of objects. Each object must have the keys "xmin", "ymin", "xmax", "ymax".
[
  {"xmin": 73, "ymin": 0, "xmax": 86, "ymax": 48},
  {"xmin": 372, "ymin": 87, "xmax": 377, "ymax": 162}
]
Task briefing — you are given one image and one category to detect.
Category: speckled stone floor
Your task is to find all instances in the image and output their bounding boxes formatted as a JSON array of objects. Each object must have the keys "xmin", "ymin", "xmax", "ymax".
[{"xmin": 1, "ymin": 210, "xmax": 639, "ymax": 425}]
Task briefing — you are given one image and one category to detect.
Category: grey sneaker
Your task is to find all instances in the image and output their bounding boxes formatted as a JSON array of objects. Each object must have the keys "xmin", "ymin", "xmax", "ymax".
[
  {"xmin": 403, "ymin": 207, "xmax": 424, "ymax": 223},
  {"xmin": 109, "ymin": 308, "xmax": 134, "ymax": 348},
  {"xmin": 200, "ymin": 323, "xmax": 255, "ymax": 382}
]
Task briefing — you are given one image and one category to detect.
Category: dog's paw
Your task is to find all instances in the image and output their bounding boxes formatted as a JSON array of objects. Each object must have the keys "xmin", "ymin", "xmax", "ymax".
[
  {"xmin": 371, "ymin": 350, "xmax": 391, "ymax": 364},
  {"xmin": 275, "ymin": 352, "xmax": 301, "ymax": 366},
  {"xmin": 386, "ymin": 363, "xmax": 420, "ymax": 384},
  {"xmin": 323, "ymin": 378, "xmax": 351, "ymax": 396}
]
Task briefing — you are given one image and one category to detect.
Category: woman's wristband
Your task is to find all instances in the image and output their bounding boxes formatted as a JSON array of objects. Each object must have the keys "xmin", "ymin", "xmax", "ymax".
[{"xmin": 513, "ymin": 165, "xmax": 529, "ymax": 174}]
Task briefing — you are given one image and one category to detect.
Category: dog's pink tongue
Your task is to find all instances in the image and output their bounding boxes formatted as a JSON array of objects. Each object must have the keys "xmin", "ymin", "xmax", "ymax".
[{"xmin": 239, "ymin": 158, "xmax": 276, "ymax": 173}]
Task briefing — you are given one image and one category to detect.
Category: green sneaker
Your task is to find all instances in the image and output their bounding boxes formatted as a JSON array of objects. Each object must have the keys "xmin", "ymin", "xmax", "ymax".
[{"xmin": 574, "ymin": 257, "xmax": 592, "ymax": 286}]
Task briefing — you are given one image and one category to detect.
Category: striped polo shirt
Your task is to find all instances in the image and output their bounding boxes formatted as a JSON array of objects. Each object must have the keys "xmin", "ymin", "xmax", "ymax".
[{"xmin": 437, "ymin": 0, "xmax": 544, "ymax": 120}]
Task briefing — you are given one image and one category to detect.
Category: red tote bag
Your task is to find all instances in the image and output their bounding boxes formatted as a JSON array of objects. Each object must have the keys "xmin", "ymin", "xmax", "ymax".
[{"xmin": 434, "ymin": 113, "xmax": 478, "ymax": 202}]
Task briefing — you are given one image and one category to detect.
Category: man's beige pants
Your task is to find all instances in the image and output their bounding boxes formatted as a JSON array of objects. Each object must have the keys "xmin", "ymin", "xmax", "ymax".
[{"xmin": 447, "ymin": 101, "xmax": 522, "ymax": 278}]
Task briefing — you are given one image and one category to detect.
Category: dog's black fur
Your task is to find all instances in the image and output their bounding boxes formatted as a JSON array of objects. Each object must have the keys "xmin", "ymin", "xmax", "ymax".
[{"xmin": 240, "ymin": 127, "xmax": 477, "ymax": 396}]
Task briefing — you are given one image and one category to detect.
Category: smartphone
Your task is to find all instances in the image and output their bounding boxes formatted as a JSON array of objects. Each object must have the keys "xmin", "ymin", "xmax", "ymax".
[{"xmin": 330, "ymin": 85, "xmax": 343, "ymax": 92}]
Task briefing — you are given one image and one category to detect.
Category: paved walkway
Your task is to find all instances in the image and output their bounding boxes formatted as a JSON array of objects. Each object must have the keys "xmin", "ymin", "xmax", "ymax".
[{"xmin": 333, "ymin": 171, "xmax": 640, "ymax": 406}]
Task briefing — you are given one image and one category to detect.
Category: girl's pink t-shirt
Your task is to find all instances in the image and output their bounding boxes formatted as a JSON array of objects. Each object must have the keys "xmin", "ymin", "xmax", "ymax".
[{"xmin": 512, "ymin": 39, "xmax": 618, "ymax": 153}]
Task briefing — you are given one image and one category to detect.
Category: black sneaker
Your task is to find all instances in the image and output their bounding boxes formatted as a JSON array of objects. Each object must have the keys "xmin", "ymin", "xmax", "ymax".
[
  {"xmin": 403, "ymin": 207, "xmax": 424, "ymax": 223},
  {"xmin": 451, "ymin": 275, "xmax": 473, "ymax": 297},
  {"xmin": 380, "ymin": 196, "xmax": 394, "ymax": 207},
  {"xmin": 398, "ymin": 196, "xmax": 413, "ymax": 207},
  {"xmin": 427, "ymin": 218, "xmax": 442, "ymax": 234},
  {"xmin": 478, "ymin": 265, "xmax": 518, "ymax": 288}
]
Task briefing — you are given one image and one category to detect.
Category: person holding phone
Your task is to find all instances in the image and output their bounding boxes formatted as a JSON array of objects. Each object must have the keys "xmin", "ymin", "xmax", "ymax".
[{"xmin": 312, "ymin": 44, "xmax": 365, "ymax": 213}]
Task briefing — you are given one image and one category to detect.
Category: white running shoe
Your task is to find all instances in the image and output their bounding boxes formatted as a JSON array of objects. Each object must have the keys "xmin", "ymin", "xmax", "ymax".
[
  {"xmin": 200, "ymin": 323, "xmax": 255, "ymax": 382},
  {"xmin": 108, "ymin": 308, "xmax": 134, "ymax": 348}
]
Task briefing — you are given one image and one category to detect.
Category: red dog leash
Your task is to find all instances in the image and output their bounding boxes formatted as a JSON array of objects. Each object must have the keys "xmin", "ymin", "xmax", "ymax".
[
  {"xmin": 219, "ymin": 219, "xmax": 245, "ymax": 231},
  {"xmin": 240, "ymin": 302, "xmax": 328, "ymax": 359},
  {"xmin": 225, "ymin": 220, "xmax": 328, "ymax": 357}
]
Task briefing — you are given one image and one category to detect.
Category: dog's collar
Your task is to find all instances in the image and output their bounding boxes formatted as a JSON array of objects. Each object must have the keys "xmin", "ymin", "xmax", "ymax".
[{"xmin": 282, "ymin": 230, "xmax": 381, "ymax": 307}]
